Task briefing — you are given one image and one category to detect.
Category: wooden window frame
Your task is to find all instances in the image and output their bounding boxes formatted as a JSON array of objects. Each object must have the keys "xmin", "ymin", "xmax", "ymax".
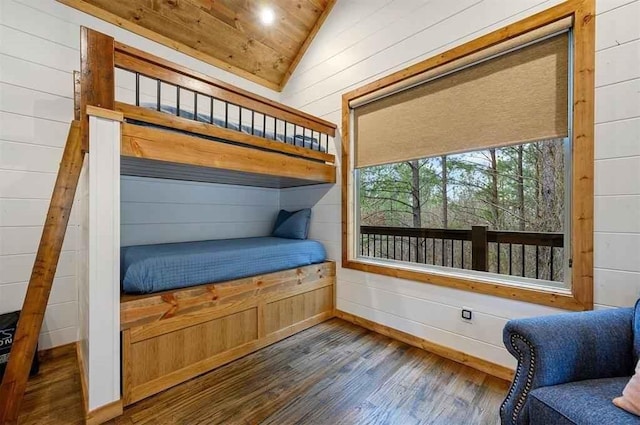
[{"xmin": 341, "ymin": 0, "xmax": 595, "ymax": 311}]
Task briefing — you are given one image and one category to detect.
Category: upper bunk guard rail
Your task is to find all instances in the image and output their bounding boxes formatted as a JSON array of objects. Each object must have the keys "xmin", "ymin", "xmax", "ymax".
[
  {"xmin": 121, "ymin": 124, "xmax": 336, "ymax": 184},
  {"xmin": 113, "ymin": 41, "xmax": 336, "ymax": 162},
  {"xmin": 117, "ymin": 102, "xmax": 333, "ymax": 164},
  {"xmin": 0, "ymin": 121, "xmax": 83, "ymax": 424}
]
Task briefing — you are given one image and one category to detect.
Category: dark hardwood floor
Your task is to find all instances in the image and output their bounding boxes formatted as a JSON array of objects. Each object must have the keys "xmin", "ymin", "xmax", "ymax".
[{"xmin": 18, "ymin": 319, "xmax": 509, "ymax": 425}]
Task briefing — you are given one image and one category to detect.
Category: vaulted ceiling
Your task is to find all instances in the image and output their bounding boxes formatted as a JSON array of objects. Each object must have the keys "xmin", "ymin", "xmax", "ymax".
[{"xmin": 59, "ymin": 0, "xmax": 336, "ymax": 91}]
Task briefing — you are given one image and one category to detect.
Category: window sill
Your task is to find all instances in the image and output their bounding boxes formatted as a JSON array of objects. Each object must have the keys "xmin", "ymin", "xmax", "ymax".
[{"xmin": 343, "ymin": 258, "xmax": 589, "ymax": 311}]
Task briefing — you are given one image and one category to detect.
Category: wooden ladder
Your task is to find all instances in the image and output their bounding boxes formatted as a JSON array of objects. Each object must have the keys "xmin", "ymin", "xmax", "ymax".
[{"xmin": 0, "ymin": 121, "xmax": 83, "ymax": 424}]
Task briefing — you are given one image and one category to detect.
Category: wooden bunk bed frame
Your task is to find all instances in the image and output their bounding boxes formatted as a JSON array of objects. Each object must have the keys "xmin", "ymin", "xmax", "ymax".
[
  {"xmin": 0, "ymin": 26, "xmax": 338, "ymax": 423},
  {"xmin": 78, "ymin": 28, "xmax": 339, "ymax": 406},
  {"xmin": 83, "ymin": 28, "xmax": 337, "ymax": 188}
]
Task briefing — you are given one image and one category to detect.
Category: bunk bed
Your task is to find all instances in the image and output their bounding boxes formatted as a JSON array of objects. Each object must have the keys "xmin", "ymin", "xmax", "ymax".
[{"xmin": 77, "ymin": 28, "xmax": 338, "ymax": 406}]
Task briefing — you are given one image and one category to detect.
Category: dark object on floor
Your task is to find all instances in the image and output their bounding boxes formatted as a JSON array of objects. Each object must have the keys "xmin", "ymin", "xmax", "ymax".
[
  {"xmin": 0, "ymin": 311, "xmax": 39, "ymax": 379},
  {"xmin": 501, "ymin": 306, "xmax": 638, "ymax": 424}
]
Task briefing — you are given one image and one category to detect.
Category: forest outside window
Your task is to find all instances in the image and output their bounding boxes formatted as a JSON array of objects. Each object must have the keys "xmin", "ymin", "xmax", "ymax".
[
  {"xmin": 343, "ymin": 2, "xmax": 595, "ymax": 310},
  {"xmin": 357, "ymin": 137, "xmax": 570, "ymax": 289}
]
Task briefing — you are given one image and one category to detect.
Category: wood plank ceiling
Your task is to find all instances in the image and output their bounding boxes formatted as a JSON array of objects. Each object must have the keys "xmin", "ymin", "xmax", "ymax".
[{"xmin": 57, "ymin": 0, "xmax": 336, "ymax": 91}]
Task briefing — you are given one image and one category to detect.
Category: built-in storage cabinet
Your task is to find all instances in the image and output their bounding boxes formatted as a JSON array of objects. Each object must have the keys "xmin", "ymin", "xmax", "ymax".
[{"xmin": 121, "ymin": 263, "xmax": 335, "ymax": 405}]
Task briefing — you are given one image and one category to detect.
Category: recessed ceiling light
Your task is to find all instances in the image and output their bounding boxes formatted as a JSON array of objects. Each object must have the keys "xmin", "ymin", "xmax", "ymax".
[{"xmin": 260, "ymin": 7, "xmax": 275, "ymax": 26}]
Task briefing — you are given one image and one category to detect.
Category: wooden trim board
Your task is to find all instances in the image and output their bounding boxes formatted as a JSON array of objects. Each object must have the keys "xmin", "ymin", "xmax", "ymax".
[
  {"xmin": 341, "ymin": 0, "xmax": 595, "ymax": 311},
  {"xmin": 74, "ymin": 71, "xmax": 81, "ymax": 121},
  {"xmin": 75, "ymin": 342, "xmax": 89, "ymax": 415},
  {"xmin": 86, "ymin": 105, "xmax": 123, "ymax": 122},
  {"xmin": 121, "ymin": 262, "xmax": 336, "ymax": 330},
  {"xmin": 120, "ymin": 124, "xmax": 336, "ymax": 184},
  {"xmin": 121, "ymin": 263, "xmax": 335, "ymax": 334},
  {"xmin": 336, "ymin": 310, "xmax": 514, "ymax": 382},
  {"xmin": 76, "ymin": 344, "xmax": 124, "ymax": 424},
  {"xmin": 117, "ymin": 103, "xmax": 334, "ymax": 163},
  {"xmin": 85, "ymin": 400, "xmax": 123, "ymax": 425},
  {"xmin": 79, "ymin": 27, "xmax": 115, "ymax": 152},
  {"xmin": 343, "ymin": 260, "xmax": 584, "ymax": 311},
  {"xmin": 570, "ymin": 0, "xmax": 596, "ymax": 311}
]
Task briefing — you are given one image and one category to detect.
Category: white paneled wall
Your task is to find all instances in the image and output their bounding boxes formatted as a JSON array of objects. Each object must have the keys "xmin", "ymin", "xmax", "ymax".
[
  {"xmin": 592, "ymin": 0, "xmax": 640, "ymax": 308},
  {"xmin": 1, "ymin": 0, "xmax": 637, "ymax": 369},
  {"xmin": 280, "ymin": 0, "xmax": 640, "ymax": 368},
  {"xmin": 121, "ymin": 177, "xmax": 279, "ymax": 246},
  {"xmin": 280, "ymin": 184, "xmax": 341, "ymax": 260},
  {"xmin": 0, "ymin": 0, "xmax": 280, "ymax": 349}
]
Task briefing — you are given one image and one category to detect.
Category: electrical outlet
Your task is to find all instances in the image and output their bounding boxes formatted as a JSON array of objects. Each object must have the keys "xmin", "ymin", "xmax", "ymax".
[{"xmin": 461, "ymin": 308, "xmax": 473, "ymax": 323}]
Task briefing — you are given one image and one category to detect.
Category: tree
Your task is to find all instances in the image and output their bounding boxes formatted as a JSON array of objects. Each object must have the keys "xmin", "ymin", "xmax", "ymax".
[
  {"xmin": 517, "ymin": 145, "xmax": 525, "ymax": 231},
  {"xmin": 358, "ymin": 138, "xmax": 567, "ymax": 282}
]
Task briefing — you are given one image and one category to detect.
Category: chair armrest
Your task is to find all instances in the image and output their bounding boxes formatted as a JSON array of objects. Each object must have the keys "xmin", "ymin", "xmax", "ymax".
[{"xmin": 500, "ymin": 308, "xmax": 634, "ymax": 425}]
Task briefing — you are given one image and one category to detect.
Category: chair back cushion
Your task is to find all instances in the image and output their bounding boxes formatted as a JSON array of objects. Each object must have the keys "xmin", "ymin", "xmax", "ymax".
[{"xmin": 272, "ymin": 209, "xmax": 312, "ymax": 239}]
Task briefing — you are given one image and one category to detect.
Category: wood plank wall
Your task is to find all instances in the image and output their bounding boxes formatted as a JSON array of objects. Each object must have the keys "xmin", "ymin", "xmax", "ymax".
[{"xmin": 279, "ymin": 0, "xmax": 640, "ymax": 368}]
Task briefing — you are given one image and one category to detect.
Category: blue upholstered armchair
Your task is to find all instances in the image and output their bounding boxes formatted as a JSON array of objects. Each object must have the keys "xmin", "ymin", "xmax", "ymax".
[{"xmin": 500, "ymin": 307, "xmax": 640, "ymax": 424}]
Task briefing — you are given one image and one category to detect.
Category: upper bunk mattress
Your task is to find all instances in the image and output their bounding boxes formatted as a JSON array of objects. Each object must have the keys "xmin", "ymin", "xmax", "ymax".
[{"xmin": 121, "ymin": 237, "xmax": 327, "ymax": 294}]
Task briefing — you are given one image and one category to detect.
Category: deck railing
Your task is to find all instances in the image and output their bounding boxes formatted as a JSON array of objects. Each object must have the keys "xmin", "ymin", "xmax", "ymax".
[{"xmin": 360, "ymin": 226, "xmax": 565, "ymax": 282}]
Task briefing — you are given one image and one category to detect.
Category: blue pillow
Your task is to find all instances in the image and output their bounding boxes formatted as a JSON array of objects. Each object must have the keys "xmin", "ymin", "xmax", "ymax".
[{"xmin": 272, "ymin": 209, "xmax": 311, "ymax": 240}]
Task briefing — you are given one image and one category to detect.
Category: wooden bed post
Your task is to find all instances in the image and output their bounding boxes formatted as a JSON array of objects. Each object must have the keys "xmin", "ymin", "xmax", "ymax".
[
  {"xmin": 0, "ymin": 27, "xmax": 115, "ymax": 424},
  {"xmin": 80, "ymin": 26, "xmax": 115, "ymax": 151},
  {"xmin": 73, "ymin": 70, "xmax": 81, "ymax": 121}
]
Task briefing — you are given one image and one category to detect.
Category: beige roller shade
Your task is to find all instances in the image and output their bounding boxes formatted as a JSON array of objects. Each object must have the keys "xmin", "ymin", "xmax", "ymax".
[{"xmin": 354, "ymin": 32, "xmax": 569, "ymax": 168}]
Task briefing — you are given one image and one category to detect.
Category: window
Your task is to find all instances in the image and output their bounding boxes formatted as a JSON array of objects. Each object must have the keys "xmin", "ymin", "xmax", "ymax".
[
  {"xmin": 342, "ymin": 0, "xmax": 595, "ymax": 310},
  {"xmin": 357, "ymin": 138, "xmax": 571, "ymax": 289}
]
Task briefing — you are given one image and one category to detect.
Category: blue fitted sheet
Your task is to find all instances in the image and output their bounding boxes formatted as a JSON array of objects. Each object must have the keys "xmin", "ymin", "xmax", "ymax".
[{"xmin": 121, "ymin": 237, "xmax": 327, "ymax": 294}]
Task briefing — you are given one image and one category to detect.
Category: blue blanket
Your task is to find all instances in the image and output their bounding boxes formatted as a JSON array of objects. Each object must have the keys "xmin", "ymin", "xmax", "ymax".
[{"xmin": 121, "ymin": 237, "xmax": 327, "ymax": 294}]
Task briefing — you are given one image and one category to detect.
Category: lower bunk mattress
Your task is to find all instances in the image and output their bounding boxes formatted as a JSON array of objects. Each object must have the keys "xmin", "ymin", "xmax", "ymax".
[{"xmin": 121, "ymin": 236, "xmax": 327, "ymax": 294}]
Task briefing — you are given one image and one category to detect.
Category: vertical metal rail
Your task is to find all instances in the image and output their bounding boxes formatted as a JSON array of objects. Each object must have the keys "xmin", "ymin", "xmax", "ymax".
[
  {"xmin": 509, "ymin": 244, "xmax": 513, "ymax": 275},
  {"xmin": 156, "ymin": 80, "xmax": 161, "ymax": 111},
  {"xmin": 550, "ymin": 242, "xmax": 555, "ymax": 281},
  {"xmin": 209, "ymin": 97, "xmax": 214, "ymax": 124},
  {"xmin": 121, "ymin": 68, "xmax": 332, "ymax": 152},
  {"xmin": 176, "ymin": 86, "xmax": 181, "ymax": 117},
  {"xmin": 135, "ymin": 72, "xmax": 140, "ymax": 106}
]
